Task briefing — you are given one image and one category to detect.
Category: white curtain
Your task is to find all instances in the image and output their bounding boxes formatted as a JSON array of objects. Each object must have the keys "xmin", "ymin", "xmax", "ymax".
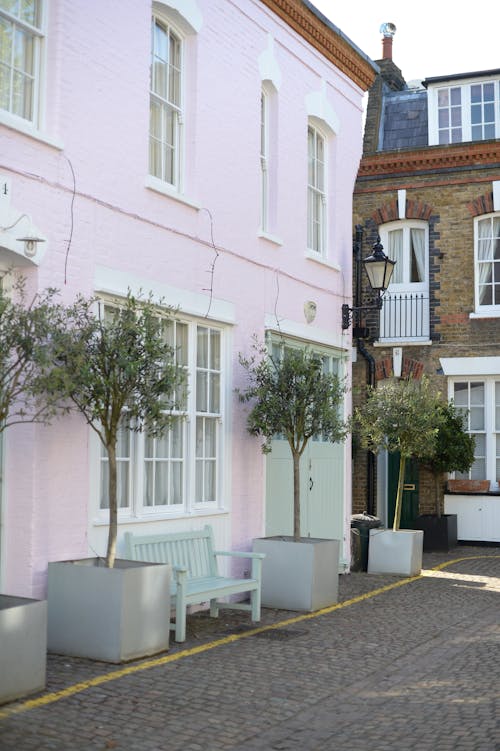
[
  {"xmin": 478, "ymin": 218, "xmax": 494, "ymax": 304},
  {"xmin": 410, "ymin": 228, "xmax": 425, "ymax": 282},
  {"xmin": 388, "ymin": 229, "xmax": 403, "ymax": 284}
]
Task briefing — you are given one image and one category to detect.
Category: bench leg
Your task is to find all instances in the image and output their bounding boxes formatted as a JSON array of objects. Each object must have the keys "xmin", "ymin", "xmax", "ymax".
[
  {"xmin": 250, "ymin": 587, "xmax": 261, "ymax": 622},
  {"xmin": 210, "ymin": 598, "xmax": 219, "ymax": 618},
  {"xmin": 175, "ymin": 611, "xmax": 186, "ymax": 643}
]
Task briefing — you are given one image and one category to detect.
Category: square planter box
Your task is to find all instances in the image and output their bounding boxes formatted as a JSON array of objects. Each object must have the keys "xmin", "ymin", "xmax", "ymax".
[
  {"xmin": 368, "ymin": 529, "xmax": 423, "ymax": 576},
  {"xmin": 0, "ymin": 595, "xmax": 47, "ymax": 705},
  {"xmin": 411, "ymin": 514, "xmax": 458, "ymax": 552},
  {"xmin": 253, "ymin": 537, "xmax": 339, "ymax": 611},
  {"xmin": 48, "ymin": 558, "xmax": 171, "ymax": 663}
]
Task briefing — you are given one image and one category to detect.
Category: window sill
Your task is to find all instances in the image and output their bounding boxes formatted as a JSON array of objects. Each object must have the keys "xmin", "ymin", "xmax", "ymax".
[
  {"xmin": 92, "ymin": 507, "xmax": 229, "ymax": 526},
  {"xmin": 258, "ymin": 230, "xmax": 283, "ymax": 247},
  {"xmin": 374, "ymin": 339, "xmax": 433, "ymax": 347},
  {"xmin": 470, "ymin": 310, "xmax": 500, "ymax": 319},
  {"xmin": 305, "ymin": 250, "xmax": 341, "ymax": 272},
  {"xmin": 0, "ymin": 111, "xmax": 63, "ymax": 150},
  {"xmin": 145, "ymin": 175, "xmax": 200, "ymax": 209}
]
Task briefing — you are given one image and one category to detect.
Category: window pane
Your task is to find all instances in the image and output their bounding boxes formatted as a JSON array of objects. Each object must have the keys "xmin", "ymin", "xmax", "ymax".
[
  {"xmin": 197, "ymin": 327, "xmax": 208, "ymax": 367},
  {"xmin": 154, "ymin": 462, "xmax": 168, "ymax": 504},
  {"xmin": 170, "ymin": 462, "xmax": 182, "ymax": 504},
  {"xmin": 209, "ymin": 373, "xmax": 220, "ymax": 412},
  {"xmin": 196, "ymin": 370, "xmax": 207, "ymax": 412},
  {"xmin": 210, "ymin": 329, "xmax": 220, "ymax": 369},
  {"xmin": 437, "ymin": 88, "xmax": 449, "ymax": 106}
]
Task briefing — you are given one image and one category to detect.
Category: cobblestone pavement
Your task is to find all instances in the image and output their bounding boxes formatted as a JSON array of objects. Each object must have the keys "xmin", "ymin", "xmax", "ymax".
[{"xmin": 1, "ymin": 545, "xmax": 499, "ymax": 751}]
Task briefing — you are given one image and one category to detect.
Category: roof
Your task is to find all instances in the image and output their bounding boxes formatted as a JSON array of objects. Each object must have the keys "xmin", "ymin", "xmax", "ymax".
[
  {"xmin": 382, "ymin": 87, "xmax": 428, "ymax": 150},
  {"xmin": 423, "ymin": 68, "xmax": 500, "ymax": 88}
]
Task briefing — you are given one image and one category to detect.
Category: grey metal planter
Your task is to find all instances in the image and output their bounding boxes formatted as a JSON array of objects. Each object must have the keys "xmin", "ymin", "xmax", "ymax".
[
  {"xmin": 47, "ymin": 558, "xmax": 171, "ymax": 663},
  {"xmin": 368, "ymin": 529, "xmax": 423, "ymax": 576},
  {"xmin": 253, "ymin": 536, "xmax": 340, "ymax": 611},
  {"xmin": 0, "ymin": 595, "xmax": 47, "ymax": 705}
]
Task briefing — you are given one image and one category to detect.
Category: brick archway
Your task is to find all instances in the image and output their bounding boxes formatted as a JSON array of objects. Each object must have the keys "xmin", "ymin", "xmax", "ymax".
[
  {"xmin": 372, "ymin": 199, "xmax": 434, "ymax": 225},
  {"xmin": 467, "ymin": 192, "xmax": 494, "ymax": 217}
]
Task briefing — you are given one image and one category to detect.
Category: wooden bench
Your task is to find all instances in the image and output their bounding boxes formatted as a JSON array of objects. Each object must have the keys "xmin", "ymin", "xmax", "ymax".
[{"xmin": 124, "ymin": 525, "xmax": 265, "ymax": 643}]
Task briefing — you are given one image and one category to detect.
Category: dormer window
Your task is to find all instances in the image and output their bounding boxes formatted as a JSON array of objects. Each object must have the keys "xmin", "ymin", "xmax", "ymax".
[{"xmin": 427, "ymin": 73, "xmax": 500, "ymax": 145}]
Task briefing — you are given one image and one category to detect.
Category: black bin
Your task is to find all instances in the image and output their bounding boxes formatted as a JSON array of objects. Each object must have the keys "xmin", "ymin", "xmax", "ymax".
[{"xmin": 350, "ymin": 514, "xmax": 381, "ymax": 571}]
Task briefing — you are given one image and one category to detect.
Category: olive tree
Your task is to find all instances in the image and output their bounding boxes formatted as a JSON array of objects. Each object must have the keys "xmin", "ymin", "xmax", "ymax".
[
  {"xmin": 0, "ymin": 279, "xmax": 68, "ymax": 430},
  {"xmin": 354, "ymin": 376, "xmax": 445, "ymax": 531},
  {"xmin": 238, "ymin": 341, "xmax": 349, "ymax": 541},
  {"xmin": 49, "ymin": 291, "xmax": 186, "ymax": 568}
]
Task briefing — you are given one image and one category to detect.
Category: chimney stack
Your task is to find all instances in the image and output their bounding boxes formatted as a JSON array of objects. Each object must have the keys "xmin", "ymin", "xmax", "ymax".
[{"xmin": 380, "ymin": 22, "xmax": 396, "ymax": 60}]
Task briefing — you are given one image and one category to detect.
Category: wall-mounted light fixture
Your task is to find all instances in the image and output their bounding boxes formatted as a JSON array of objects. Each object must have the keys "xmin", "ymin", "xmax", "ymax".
[
  {"xmin": 342, "ymin": 235, "xmax": 396, "ymax": 330},
  {"xmin": 16, "ymin": 235, "xmax": 45, "ymax": 259}
]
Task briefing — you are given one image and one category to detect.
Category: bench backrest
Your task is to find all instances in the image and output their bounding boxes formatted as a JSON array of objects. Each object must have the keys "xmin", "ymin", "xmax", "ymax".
[{"xmin": 124, "ymin": 525, "xmax": 218, "ymax": 579}]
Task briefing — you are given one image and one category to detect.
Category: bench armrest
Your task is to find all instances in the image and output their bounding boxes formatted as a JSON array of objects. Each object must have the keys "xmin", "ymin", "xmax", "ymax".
[
  {"xmin": 214, "ymin": 550, "xmax": 265, "ymax": 560},
  {"xmin": 214, "ymin": 550, "xmax": 265, "ymax": 581}
]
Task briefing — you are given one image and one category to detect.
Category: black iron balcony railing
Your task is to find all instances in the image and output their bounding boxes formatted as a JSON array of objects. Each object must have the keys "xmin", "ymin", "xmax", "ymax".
[{"xmin": 379, "ymin": 292, "xmax": 429, "ymax": 341}]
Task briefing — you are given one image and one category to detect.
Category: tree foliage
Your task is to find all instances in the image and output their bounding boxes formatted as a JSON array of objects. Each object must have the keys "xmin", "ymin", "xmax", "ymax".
[
  {"xmin": 48, "ymin": 291, "xmax": 186, "ymax": 567},
  {"xmin": 420, "ymin": 401, "xmax": 475, "ymax": 516},
  {"xmin": 354, "ymin": 376, "xmax": 444, "ymax": 530},
  {"xmin": 0, "ymin": 278, "xmax": 68, "ymax": 430},
  {"xmin": 238, "ymin": 341, "xmax": 348, "ymax": 540}
]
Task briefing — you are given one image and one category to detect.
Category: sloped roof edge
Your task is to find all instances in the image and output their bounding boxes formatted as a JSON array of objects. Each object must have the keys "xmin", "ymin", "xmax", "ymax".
[{"xmin": 260, "ymin": 0, "xmax": 379, "ymax": 91}]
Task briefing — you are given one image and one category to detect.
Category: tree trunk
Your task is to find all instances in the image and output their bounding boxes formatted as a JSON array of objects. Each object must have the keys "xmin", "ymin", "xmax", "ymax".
[
  {"xmin": 393, "ymin": 454, "xmax": 406, "ymax": 531},
  {"xmin": 292, "ymin": 449, "xmax": 301, "ymax": 541},
  {"xmin": 106, "ymin": 441, "xmax": 118, "ymax": 568}
]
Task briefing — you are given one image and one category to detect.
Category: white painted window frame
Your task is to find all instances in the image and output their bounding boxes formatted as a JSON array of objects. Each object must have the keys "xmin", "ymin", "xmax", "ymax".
[
  {"xmin": 0, "ymin": 0, "xmax": 46, "ymax": 131},
  {"xmin": 260, "ymin": 87, "xmax": 269, "ymax": 234},
  {"xmin": 307, "ymin": 122, "xmax": 327, "ymax": 256},
  {"xmin": 447, "ymin": 376, "xmax": 500, "ymax": 486},
  {"xmin": 96, "ymin": 306, "xmax": 227, "ymax": 523},
  {"xmin": 473, "ymin": 212, "xmax": 500, "ymax": 316},
  {"xmin": 149, "ymin": 12, "xmax": 185, "ymax": 190},
  {"xmin": 427, "ymin": 75, "xmax": 500, "ymax": 146},
  {"xmin": 378, "ymin": 219, "xmax": 430, "ymax": 342}
]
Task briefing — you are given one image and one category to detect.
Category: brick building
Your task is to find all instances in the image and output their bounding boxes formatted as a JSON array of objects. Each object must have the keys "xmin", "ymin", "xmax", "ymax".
[{"xmin": 351, "ymin": 25, "xmax": 500, "ymax": 543}]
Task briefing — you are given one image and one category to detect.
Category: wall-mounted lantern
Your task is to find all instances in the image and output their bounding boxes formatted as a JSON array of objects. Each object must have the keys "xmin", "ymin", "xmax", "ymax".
[{"xmin": 342, "ymin": 235, "xmax": 396, "ymax": 330}]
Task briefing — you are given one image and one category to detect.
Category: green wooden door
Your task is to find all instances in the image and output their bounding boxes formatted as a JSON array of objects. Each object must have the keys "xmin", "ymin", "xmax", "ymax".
[{"xmin": 387, "ymin": 453, "xmax": 419, "ymax": 529}]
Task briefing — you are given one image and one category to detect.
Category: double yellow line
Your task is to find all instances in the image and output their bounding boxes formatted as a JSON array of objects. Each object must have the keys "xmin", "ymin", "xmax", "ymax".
[{"xmin": 1, "ymin": 554, "xmax": 498, "ymax": 720}]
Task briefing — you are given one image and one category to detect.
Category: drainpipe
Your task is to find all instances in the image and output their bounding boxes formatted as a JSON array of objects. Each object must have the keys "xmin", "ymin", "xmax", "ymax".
[
  {"xmin": 356, "ymin": 338, "xmax": 376, "ymax": 516},
  {"xmin": 353, "ymin": 225, "xmax": 376, "ymax": 516}
]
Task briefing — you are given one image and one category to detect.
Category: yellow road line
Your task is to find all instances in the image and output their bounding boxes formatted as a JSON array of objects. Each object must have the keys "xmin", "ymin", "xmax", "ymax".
[{"xmin": 1, "ymin": 553, "xmax": 498, "ymax": 721}]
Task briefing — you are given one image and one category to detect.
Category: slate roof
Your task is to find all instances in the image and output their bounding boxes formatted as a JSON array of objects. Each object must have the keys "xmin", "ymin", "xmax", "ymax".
[{"xmin": 381, "ymin": 86, "xmax": 428, "ymax": 150}]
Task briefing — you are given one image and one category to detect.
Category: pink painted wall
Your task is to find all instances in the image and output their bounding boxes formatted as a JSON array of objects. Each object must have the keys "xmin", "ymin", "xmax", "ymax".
[{"xmin": 0, "ymin": 0, "xmax": 369, "ymax": 597}]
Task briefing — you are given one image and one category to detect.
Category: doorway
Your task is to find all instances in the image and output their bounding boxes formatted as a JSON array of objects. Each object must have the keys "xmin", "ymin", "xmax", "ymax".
[{"xmin": 387, "ymin": 452, "xmax": 419, "ymax": 528}]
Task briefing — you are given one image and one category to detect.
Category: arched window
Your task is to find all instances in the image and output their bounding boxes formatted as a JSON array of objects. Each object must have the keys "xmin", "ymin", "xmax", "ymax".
[
  {"xmin": 378, "ymin": 220, "xmax": 429, "ymax": 341},
  {"xmin": 149, "ymin": 14, "xmax": 183, "ymax": 188},
  {"xmin": 307, "ymin": 123, "xmax": 326, "ymax": 255}
]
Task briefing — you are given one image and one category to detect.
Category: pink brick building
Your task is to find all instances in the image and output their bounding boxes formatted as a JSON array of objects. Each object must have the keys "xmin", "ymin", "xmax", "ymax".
[{"xmin": 0, "ymin": 0, "xmax": 376, "ymax": 597}]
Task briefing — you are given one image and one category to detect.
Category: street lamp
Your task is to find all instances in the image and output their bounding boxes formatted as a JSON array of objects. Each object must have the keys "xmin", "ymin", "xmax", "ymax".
[{"xmin": 342, "ymin": 235, "xmax": 396, "ymax": 330}]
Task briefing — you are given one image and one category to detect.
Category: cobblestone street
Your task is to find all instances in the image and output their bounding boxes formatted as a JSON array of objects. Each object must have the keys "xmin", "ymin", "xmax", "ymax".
[{"xmin": 1, "ymin": 547, "xmax": 499, "ymax": 751}]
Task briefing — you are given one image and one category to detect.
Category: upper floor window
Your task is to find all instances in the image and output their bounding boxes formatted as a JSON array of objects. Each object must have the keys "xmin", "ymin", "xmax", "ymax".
[
  {"xmin": 149, "ymin": 14, "xmax": 183, "ymax": 188},
  {"xmin": 260, "ymin": 89, "xmax": 269, "ymax": 233},
  {"xmin": 475, "ymin": 213, "xmax": 500, "ymax": 310},
  {"xmin": 378, "ymin": 220, "xmax": 429, "ymax": 341},
  {"xmin": 307, "ymin": 124, "xmax": 326, "ymax": 255},
  {"xmin": 0, "ymin": 0, "xmax": 43, "ymax": 125},
  {"xmin": 428, "ymin": 76, "xmax": 500, "ymax": 145}
]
